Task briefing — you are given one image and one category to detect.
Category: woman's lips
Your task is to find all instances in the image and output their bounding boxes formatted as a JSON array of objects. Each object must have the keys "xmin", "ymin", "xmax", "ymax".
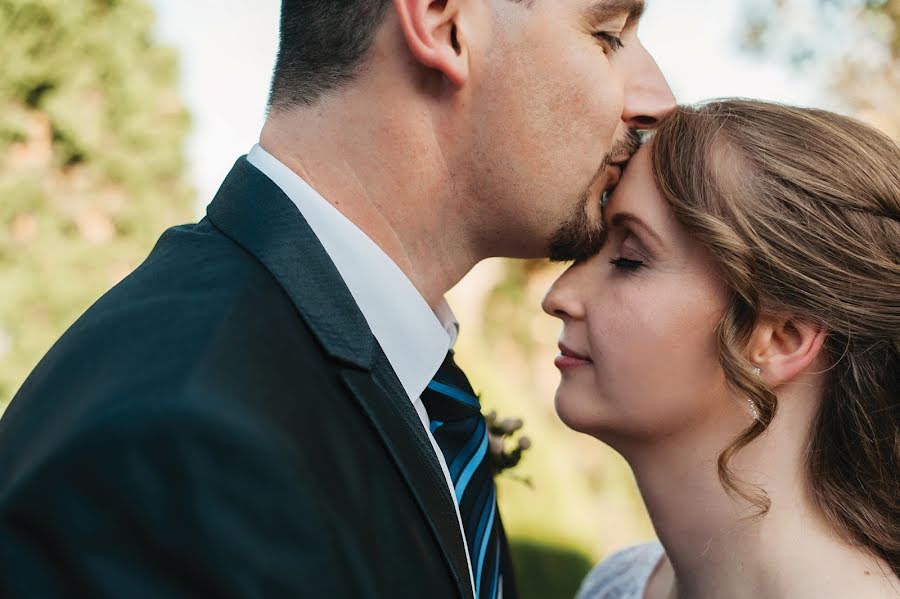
[
  {"xmin": 555, "ymin": 343, "xmax": 592, "ymax": 370},
  {"xmin": 554, "ymin": 355, "xmax": 592, "ymax": 370}
]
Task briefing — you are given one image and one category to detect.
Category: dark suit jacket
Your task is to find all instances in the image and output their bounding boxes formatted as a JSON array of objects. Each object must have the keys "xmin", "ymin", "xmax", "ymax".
[{"xmin": 0, "ymin": 158, "xmax": 511, "ymax": 598}]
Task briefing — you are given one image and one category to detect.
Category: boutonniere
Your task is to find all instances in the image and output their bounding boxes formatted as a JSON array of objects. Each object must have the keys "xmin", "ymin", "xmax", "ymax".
[{"xmin": 485, "ymin": 410, "xmax": 532, "ymax": 483}]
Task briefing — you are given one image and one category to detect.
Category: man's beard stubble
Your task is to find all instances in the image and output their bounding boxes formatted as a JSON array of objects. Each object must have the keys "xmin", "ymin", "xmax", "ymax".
[{"xmin": 547, "ymin": 130, "xmax": 642, "ymax": 262}]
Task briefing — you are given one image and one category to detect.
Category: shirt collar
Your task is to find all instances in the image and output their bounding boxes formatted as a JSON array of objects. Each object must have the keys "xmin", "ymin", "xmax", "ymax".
[{"xmin": 246, "ymin": 144, "xmax": 457, "ymax": 401}]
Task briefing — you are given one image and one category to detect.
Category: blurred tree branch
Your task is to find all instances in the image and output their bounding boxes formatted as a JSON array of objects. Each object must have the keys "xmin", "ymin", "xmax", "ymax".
[
  {"xmin": 740, "ymin": 0, "xmax": 899, "ymax": 138},
  {"xmin": 0, "ymin": 0, "xmax": 193, "ymax": 407}
]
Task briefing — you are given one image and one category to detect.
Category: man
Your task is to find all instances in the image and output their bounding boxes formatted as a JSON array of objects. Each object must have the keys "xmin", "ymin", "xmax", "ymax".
[{"xmin": 0, "ymin": 0, "xmax": 673, "ymax": 597}]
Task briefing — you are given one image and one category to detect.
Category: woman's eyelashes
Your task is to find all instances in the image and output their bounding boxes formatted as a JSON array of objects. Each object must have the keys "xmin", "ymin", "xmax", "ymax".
[
  {"xmin": 609, "ymin": 257, "xmax": 644, "ymax": 271},
  {"xmin": 608, "ymin": 232, "xmax": 649, "ymax": 272}
]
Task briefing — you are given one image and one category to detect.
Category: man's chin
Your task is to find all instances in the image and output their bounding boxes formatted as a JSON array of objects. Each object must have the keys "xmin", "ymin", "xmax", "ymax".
[
  {"xmin": 552, "ymin": 172, "xmax": 619, "ymax": 259},
  {"xmin": 547, "ymin": 207, "xmax": 606, "ymax": 262}
]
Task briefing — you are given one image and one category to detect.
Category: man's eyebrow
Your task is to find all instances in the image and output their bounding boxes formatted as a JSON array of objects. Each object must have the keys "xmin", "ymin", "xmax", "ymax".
[
  {"xmin": 583, "ymin": 0, "xmax": 646, "ymax": 23},
  {"xmin": 609, "ymin": 211, "xmax": 663, "ymax": 248}
]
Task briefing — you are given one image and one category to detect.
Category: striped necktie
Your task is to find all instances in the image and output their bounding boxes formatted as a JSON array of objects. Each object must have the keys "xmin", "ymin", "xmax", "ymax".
[{"xmin": 422, "ymin": 351, "xmax": 503, "ymax": 599}]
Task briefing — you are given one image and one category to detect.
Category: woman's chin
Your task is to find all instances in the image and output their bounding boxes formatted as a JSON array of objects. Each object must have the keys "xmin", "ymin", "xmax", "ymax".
[
  {"xmin": 554, "ymin": 389, "xmax": 667, "ymax": 448},
  {"xmin": 554, "ymin": 389, "xmax": 613, "ymax": 437}
]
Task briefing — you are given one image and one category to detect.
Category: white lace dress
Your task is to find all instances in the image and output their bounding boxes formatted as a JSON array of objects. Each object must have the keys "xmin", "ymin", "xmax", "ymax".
[{"xmin": 575, "ymin": 542, "xmax": 665, "ymax": 599}]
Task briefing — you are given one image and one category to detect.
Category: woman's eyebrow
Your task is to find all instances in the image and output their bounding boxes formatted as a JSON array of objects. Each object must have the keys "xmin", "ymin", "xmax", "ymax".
[{"xmin": 609, "ymin": 211, "xmax": 664, "ymax": 248}]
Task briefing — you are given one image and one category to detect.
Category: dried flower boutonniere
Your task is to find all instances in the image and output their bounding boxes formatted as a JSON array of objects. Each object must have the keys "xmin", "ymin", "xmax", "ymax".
[{"xmin": 486, "ymin": 410, "xmax": 532, "ymax": 485}]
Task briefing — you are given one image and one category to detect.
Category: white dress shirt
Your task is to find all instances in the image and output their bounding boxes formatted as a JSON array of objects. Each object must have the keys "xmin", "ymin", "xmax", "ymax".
[{"xmin": 246, "ymin": 145, "xmax": 483, "ymax": 597}]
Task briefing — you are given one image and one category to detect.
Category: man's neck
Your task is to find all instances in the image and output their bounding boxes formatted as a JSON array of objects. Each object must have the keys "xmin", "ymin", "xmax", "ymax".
[
  {"xmin": 258, "ymin": 94, "xmax": 478, "ymax": 310},
  {"xmin": 621, "ymin": 402, "xmax": 899, "ymax": 599}
]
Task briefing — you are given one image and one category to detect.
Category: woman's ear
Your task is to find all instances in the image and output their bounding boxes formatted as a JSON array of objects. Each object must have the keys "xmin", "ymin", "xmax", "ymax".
[
  {"xmin": 748, "ymin": 316, "xmax": 828, "ymax": 387},
  {"xmin": 393, "ymin": 0, "xmax": 470, "ymax": 87}
]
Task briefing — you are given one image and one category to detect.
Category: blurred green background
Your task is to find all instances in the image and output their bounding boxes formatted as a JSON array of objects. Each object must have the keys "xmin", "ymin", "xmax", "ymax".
[{"xmin": 1, "ymin": 0, "xmax": 898, "ymax": 597}]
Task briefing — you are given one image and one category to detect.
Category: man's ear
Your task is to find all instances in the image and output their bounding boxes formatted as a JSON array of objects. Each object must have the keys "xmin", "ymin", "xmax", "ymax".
[
  {"xmin": 748, "ymin": 315, "xmax": 828, "ymax": 387},
  {"xmin": 393, "ymin": 0, "xmax": 470, "ymax": 87}
]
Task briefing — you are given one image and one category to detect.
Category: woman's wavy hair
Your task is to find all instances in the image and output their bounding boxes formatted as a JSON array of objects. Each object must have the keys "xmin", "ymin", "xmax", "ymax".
[{"xmin": 649, "ymin": 99, "xmax": 900, "ymax": 577}]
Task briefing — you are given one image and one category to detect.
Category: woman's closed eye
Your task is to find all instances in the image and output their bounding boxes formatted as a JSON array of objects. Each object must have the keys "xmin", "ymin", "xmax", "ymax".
[
  {"xmin": 608, "ymin": 232, "xmax": 650, "ymax": 272},
  {"xmin": 609, "ymin": 257, "xmax": 644, "ymax": 271}
]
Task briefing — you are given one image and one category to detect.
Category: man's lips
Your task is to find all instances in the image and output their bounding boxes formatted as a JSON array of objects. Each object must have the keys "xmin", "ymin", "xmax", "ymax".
[
  {"xmin": 599, "ymin": 168, "xmax": 620, "ymax": 208},
  {"xmin": 554, "ymin": 342, "xmax": 592, "ymax": 370},
  {"xmin": 606, "ymin": 164, "xmax": 622, "ymax": 189},
  {"xmin": 599, "ymin": 156, "xmax": 630, "ymax": 204},
  {"xmin": 607, "ymin": 154, "xmax": 633, "ymax": 185}
]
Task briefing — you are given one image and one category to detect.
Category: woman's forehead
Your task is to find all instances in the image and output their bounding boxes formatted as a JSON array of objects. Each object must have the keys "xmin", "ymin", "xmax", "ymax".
[
  {"xmin": 604, "ymin": 144, "xmax": 701, "ymax": 254},
  {"xmin": 604, "ymin": 146, "xmax": 660, "ymax": 218}
]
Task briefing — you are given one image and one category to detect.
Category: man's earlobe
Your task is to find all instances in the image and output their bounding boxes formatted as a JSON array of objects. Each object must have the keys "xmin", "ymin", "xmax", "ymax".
[{"xmin": 393, "ymin": 0, "xmax": 470, "ymax": 87}]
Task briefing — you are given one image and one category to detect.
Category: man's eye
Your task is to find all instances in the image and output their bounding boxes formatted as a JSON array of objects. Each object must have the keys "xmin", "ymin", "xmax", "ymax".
[
  {"xmin": 609, "ymin": 257, "xmax": 644, "ymax": 270},
  {"xmin": 594, "ymin": 32, "xmax": 625, "ymax": 54}
]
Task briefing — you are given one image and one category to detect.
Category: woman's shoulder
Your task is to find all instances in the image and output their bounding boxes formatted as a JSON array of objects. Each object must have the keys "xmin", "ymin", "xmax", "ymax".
[{"xmin": 575, "ymin": 541, "xmax": 665, "ymax": 599}]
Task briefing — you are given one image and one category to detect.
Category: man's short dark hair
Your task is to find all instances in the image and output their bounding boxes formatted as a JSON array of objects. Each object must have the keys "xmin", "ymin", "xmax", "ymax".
[
  {"xmin": 268, "ymin": 1, "xmax": 392, "ymax": 112},
  {"xmin": 268, "ymin": 0, "xmax": 533, "ymax": 112}
]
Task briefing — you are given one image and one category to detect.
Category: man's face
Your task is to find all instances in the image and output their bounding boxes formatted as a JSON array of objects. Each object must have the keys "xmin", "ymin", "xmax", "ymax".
[{"xmin": 460, "ymin": 0, "xmax": 674, "ymax": 260}]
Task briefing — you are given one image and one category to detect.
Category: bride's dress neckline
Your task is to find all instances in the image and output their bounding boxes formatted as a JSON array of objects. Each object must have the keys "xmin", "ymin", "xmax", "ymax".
[{"xmin": 576, "ymin": 541, "xmax": 665, "ymax": 599}]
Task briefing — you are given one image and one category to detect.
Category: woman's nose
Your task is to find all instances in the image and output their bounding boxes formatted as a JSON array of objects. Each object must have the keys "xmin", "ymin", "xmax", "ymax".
[{"xmin": 542, "ymin": 266, "xmax": 585, "ymax": 321}]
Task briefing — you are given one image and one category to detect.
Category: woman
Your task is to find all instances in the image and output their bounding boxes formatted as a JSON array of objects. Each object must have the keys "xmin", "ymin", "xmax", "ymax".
[{"xmin": 542, "ymin": 99, "xmax": 899, "ymax": 598}]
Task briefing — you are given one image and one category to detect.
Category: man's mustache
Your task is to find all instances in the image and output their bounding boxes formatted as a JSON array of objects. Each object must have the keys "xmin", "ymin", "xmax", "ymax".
[
  {"xmin": 584, "ymin": 129, "xmax": 642, "ymax": 201},
  {"xmin": 600, "ymin": 129, "xmax": 643, "ymax": 172}
]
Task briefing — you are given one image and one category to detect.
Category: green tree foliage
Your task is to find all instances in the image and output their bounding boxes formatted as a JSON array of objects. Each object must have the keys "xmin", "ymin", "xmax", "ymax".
[
  {"xmin": 510, "ymin": 539, "xmax": 594, "ymax": 599},
  {"xmin": 741, "ymin": 0, "xmax": 899, "ymax": 138},
  {"xmin": 0, "ymin": 0, "xmax": 192, "ymax": 407}
]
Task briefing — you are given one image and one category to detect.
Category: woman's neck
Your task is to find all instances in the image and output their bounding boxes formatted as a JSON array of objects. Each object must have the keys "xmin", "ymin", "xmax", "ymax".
[{"xmin": 621, "ymin": 398, "xmax": 899, "ymax": 599}]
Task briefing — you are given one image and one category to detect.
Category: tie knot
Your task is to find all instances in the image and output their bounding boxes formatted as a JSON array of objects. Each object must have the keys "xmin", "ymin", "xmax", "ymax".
[
  {"xmin": 422, "ymin": 352, "xmax": 482, "ymax": 422},
  {"xmin": 433, "ymin": 351, "xmax": 475, "ymax": 390}
]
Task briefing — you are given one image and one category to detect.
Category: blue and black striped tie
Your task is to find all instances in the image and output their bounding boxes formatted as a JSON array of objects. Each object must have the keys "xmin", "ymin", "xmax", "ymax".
[{"xmin": 422, "ymin": 351, "xmax": 503, "ymax": 599}]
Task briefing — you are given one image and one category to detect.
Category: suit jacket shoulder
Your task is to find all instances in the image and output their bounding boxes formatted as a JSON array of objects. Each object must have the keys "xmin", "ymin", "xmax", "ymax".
[{"xmin": 0, "ymin": 159, "xmax": 472, "ymax": 598}]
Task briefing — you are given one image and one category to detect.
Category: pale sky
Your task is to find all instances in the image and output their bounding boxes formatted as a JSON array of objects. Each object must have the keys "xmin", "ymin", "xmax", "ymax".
[{"xmin": 150, "ymin": 0, "xmax": 829, "ymax": 209}]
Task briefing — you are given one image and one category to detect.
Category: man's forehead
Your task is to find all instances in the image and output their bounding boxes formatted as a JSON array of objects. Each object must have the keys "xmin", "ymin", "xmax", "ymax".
[{"xmin": 582, "ymin": 0, "xmax": 646, "ymax": 22}]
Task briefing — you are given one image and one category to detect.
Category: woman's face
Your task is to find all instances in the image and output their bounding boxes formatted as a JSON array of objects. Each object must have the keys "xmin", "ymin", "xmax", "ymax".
[{"xmin": 542, "ymin": 145, "xmax": 737, "ymax": 444}]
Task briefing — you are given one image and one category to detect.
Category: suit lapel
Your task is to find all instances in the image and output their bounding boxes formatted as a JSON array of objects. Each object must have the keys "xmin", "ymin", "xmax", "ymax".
[
  {"xmin": 206, "ymin": 157, "xmax": 473, "ymax": 599},
  {"xmin": 205, "ymin": 157, "xmax": 372, "ymax": 369},
  {"xmin": 341, "ymin": 363, "xmax": 474, "ymax": 598}
]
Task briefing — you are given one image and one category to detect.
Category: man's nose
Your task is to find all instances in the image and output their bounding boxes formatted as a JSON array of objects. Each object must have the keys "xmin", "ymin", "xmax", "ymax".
[{"xmin": 621, "ymin": 41, "xmax": 676, "ymax": 130}]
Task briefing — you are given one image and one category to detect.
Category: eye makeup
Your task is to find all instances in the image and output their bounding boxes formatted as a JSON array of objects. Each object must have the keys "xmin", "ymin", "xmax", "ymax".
[{"xmin": 608, "ymin": 212, "xmax": 664, "ymax": 255}]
